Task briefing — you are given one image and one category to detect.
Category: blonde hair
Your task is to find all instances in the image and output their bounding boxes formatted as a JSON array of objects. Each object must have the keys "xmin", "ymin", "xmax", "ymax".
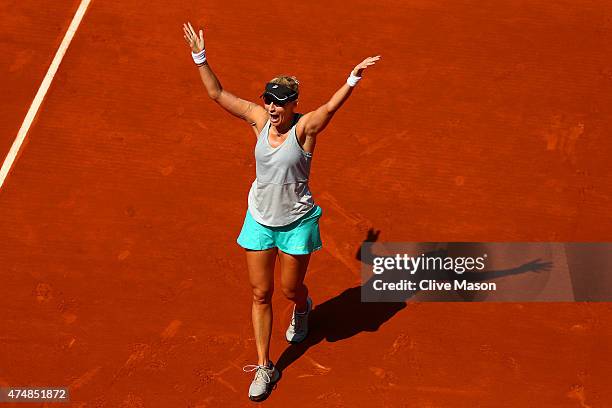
[{"xmin": 269, "ymin": 75, "xmax": 300, "ymax": 94}]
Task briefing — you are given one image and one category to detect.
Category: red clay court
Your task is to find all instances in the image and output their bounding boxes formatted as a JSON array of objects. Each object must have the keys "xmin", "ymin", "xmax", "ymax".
[{"xmin": 1, "ymin": 0, "xmax": 611, "ymax": 406}]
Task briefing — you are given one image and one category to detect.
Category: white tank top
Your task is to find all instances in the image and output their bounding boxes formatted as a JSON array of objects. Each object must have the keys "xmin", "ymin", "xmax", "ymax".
[{"xmin": 247, "ymin": 115, "xmax": 315, "ymax": 226}]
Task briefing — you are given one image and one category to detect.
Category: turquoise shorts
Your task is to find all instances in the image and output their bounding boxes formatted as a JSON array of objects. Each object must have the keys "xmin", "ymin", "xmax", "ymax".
[{"xmin": 237, "ymin": 206, "xmax": 323, "ymax": 255}]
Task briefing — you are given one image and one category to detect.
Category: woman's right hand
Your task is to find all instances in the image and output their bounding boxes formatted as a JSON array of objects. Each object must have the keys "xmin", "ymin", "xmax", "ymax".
[{"xmin": 183, "ymin": 22, "xmax": 205, "ymax": 53}]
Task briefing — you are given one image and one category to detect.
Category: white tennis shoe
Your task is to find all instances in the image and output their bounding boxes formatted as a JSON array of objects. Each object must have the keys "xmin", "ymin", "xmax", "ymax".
[
  {"xmin": 243, "ymin": 361, "xmax": 280, "ymax": 402},
  {"xmin": 285, "ymin": 297, "xmax": 312, "ymax": 343}
]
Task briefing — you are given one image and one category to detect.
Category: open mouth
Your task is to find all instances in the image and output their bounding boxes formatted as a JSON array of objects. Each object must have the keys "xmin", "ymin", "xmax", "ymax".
[{"xmin": 270, "ymin": 113, "xmax": 280, "ymax": 123}]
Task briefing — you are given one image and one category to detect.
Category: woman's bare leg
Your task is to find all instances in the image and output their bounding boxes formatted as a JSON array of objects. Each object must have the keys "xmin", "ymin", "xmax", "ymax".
[
  {"xmin": 278, "ymin": 251, "xmax": 311, "ymax": 312},
  {"xmin": 246, "ymin": 248, "xmax": 278, "ymax": 366}
]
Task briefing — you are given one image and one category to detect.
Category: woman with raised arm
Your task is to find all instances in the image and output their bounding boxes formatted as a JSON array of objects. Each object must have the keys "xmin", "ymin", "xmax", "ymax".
[{"xmin": 183, "ymin": 22, "xmax": 380, "ymax": 402}]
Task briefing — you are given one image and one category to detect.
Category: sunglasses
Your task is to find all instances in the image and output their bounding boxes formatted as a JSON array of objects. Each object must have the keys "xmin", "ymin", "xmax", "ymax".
[{"xmin": 262, "ymin": 94, "xmax": 291, "ymax": 106}]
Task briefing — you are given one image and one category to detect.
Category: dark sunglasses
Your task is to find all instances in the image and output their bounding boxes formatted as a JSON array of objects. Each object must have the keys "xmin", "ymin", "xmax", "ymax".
[{"xmin": 262, "ymin": 94, "xmax": 290, "ymax": 106}]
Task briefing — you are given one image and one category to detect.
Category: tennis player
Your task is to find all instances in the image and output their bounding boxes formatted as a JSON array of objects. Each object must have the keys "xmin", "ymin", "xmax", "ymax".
[{"xmin": 183, "ymin": 22, "xmax": 379, "ymax": 401}]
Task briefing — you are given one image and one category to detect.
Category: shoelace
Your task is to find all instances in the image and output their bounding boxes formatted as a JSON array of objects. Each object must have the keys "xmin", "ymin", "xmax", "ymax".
[
  {"xmin": 290, "ymin": 308, "xmax": 308, "ymax": 332},
  {"xmin": 243, "ymin": 364, "xmax": 272, "ymax": 383}
]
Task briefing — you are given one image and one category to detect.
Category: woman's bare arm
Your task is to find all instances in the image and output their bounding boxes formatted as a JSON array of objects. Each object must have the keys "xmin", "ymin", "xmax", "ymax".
[
  {"xmin": 298, "ymin": 56, "xmax": 380, "ymax": 137},
  {"xmin": 183, "ymin": 22, "xmax": 267, "ymax": 128},
  {"xmin": 197, "ymin": 62, "xmax": 265, "ymax": 126}
]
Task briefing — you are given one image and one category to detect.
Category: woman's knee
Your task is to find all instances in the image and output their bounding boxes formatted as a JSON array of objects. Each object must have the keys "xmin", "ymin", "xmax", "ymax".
[
  {"xmin": 252, "ymin": 286, "xmax": 273, "ymax": 305},
  {"xmin": 281, "ymin": 283, "xmax": 307, "ymax": 301}
]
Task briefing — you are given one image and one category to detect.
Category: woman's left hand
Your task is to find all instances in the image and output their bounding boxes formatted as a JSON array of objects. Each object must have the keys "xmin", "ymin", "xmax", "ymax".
[{"xmin": 352, "ymin": 55, "xmax": 381, "ymax": 77}]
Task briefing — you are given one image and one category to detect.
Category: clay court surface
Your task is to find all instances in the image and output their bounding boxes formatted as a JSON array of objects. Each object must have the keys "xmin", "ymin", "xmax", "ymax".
[{"xmin": 1, "ymin": 0, "xmax": 612, "ymax": 406}]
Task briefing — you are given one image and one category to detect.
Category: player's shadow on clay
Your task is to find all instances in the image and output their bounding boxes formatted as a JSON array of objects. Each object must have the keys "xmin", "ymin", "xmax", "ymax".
[{"xmin": 276, "ymin": 230, "xmax": 552, "ymax": 373}]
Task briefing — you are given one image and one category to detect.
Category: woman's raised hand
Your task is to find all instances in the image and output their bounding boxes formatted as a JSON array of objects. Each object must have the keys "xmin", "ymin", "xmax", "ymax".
[
  {"xmin": 183, "ymin": 22, "xmax": 205, "ymax": 53},
  {"xmin": 352, "ymin": 55, "xmax": 381, "ymax": 77}
]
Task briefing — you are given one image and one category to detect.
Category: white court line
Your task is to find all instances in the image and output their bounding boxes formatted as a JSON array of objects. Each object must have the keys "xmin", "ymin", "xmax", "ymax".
[{"xmin": 0, "ymin": 0, "xmax": 93, "ymax": 190}]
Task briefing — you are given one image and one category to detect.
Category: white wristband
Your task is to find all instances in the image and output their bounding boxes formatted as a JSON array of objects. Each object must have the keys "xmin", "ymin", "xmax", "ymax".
[
  {"xmin": 191, "ymin": 49, "xmax": 206, "ymax": 65},
  {"xmin": 347, "ymin": 73, "xmax": 362, "ymax": 87}
]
